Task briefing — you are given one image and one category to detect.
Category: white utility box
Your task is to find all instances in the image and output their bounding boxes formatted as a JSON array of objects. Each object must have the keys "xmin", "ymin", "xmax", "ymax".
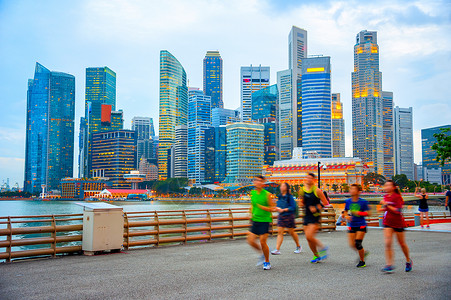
[{"xmin": 76, "ymin": 202, "xmax": 124, "ymax": 255}]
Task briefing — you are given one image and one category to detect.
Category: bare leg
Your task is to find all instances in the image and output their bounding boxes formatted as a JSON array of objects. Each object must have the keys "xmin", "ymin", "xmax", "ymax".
[
  {"xmin": 420, "ymin": 212, "xmax": 424, "ymax": 226},
  {"xmin": 425, "ymin": 212, "xmax": 430, "ymax": 226},
  {"xmin": 260, "ymin": 234, "xmax": 270, "ymax": 262},
  {"xmin": 395, "ymin": 231, "xmax": 410, "ymax": 262},
  {"xmin": 304, "ymin": 224, "xmax": 322, "ymax": 256},
  {"xmin": 356, "ymin": 231, "xmax": 366, "ymax": 261},
  {"xmin": 247, "ymin": 232, "xmax": 261, "ymax": 252},
  {"xmin": 288, "ymin": 228, "xmax": 300, "ymax": 247},
  {"xmin": 276, "ymin": 227, "xmax": 284, "ymax": 250},
  {"xmin": 384, "ymin": 227, "xmax": 394, "ymax": 266}
]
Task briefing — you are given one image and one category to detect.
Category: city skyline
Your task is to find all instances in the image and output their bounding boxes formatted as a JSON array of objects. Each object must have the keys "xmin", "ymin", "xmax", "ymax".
[{"xmin": 1, "ymin": 0, "xmax": 451, "ymax": 185}]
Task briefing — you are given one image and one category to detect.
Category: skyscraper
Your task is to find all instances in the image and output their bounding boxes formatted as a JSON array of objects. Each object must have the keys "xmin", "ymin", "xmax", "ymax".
[
  {"xmin": 252, "ymin": 84, "xmax": 278, "ymax": 165},
  {"xmin": 158, "ymin": 50, "xmax": 188, "ymax": 179},
  {"xmin": 79, "ymin": 66, "xmax": 122, "ymax": 178},
  {"xmin": 132, "ymin": 117, "xmax": 155, "ymax": 140},
  {"xmin": 203, "ymin": 51, "xmax": 223, "ymax": 109},
  {"xmin": 204, "ymin": 127, "xmax": 215, "ymax": 184},
  {"xmin": 301, "ymin": 56, "xmax": 332, "ymax": 158},
  {"xmin": 240, "ymin": 65, "xmax": 270, "ymax": 122},
  {"xmin": 352, "ymin": 30, "xmax": 384, "ymax": 173},
  {"xmin": 277, "ymin": 69, "xmax": 294, "ymax": 160},
  {"xmin": 214, "ymin": 126, "xmax": 227, "ymax": 183},
  {"xmin": 331, "ymin": 93, "xmax": 345, "ymax": 158},
  {"xmin": 421, "ymin": 125, "xmax": 451, "ymax": 185},
  {"xmin": 187, "ymin": 89, "xmax": 211, "ymax": 185},
  {"xmin": 174, "ymin": 125, "xmax": 187, "ymax": 178},
  {"xmin": 289, "ymin": 26, "xmax": 308, "ymax": 148},
  {"xmin": 24, "ymin": 63, "xmax": 75, "ymax": 193},
  {"xmin": 394, "ymin": 107, "xmax": 414, "ymax": 180},
  {"xmin": 226, "ymin": 123, "xmax": 264, "ymax": 184},
  {"xmin": 211, "ymin": 108, "xmax": 240, "ymax": 127},
  {"xmin": 382, "ymin": 91, "xmax": 394, "ymax": 178}
]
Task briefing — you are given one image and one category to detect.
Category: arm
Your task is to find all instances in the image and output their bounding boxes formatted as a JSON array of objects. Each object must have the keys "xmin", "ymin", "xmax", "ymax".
[
  {"xmin": 257, "ymin": 193, "xmax": 276, "ymax": 212},
  {"xmin": 316, "ymin": 189, "xmax": 329, "ymax": 207}
]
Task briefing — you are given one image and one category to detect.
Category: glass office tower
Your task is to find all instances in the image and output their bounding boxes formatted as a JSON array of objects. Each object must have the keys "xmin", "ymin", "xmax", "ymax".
[
  {"xmin": 203, "ymin": 51, "xmax": 223, "ymax": 109},
  {"xmin": 240, "ymin": 65, "xmax": 270, "ymax": 123},
  {"xmin": 24, "ymin": 63, "xmax": 75, "ymax": 193},
  {"xmin": 382, "ymin": 91, "xmax": 394, "ymax": 178},
  {"xmin": 332, "ymin": 93, "xmax": 345, "ymax": 158},
  {"xmin": 421, "ymin": 125, "xmax": 451, "ymax": 185},
  {"xmin": 394, "ymin": 107, "xmax": 414, "ymax": 180}
]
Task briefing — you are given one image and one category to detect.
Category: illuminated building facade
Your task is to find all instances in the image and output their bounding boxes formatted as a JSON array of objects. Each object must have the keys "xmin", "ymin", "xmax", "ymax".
[
  {"xmin": 394, "ymin": 106, "xmax": 414, "ymax": 180},
  {"xmin": 158, "ymin": 50, "xmax": 188, "ymax": 179},
  {"xmin": 211, "ymin": 108, "xmax": 240, "ymax": 127},
  {"xmin": 252, "ymin": 84, "xmax": 278, "ymax": 165},
  {"xmin": 138, "ymin": 158, "xmax": 158, "ymax": 181},
  {"xmin": 226, "ymin": 123, "xmax": 264, "ymax": 184},
  {"xmin": 215, "ymin": 126, "xmax": 227, "ymax": 183},
  {"xmin": 132, "ymin": 117, "xmax": 155, "ymax": 140},
  {"xmin": 301, "ymin": 56, "xmax": 332, "ymax": 158},
  {"xmin": 382, "ymin": 91, "xmax": 394, "ymax": 178},
  {"xmin": 203, "ymin": 51, "xmax": 223, "ymax": 109},
  {"xmin": 204, "ymin": 127, "xmax": 215, "ymax": 183},
  {"xmin": 332, "ymin": 93, "xmax": 345, "ymax": 158},
  {"xmin": 24, "ymin": 63, "xmax": 75, "ymax": 193},
  {"xmin": 60, "ymin": 178, "xmax": 106, "ymax": 199},
  {"xmin": 352, "ymin": 30, "xmax": 384, "ymax": 174},
  {"xmin": 91, "ymin": 130, "xmax": 137, "ymax": 188},
  {"xmin": 174, "ymin": 125, "xmax": 187, "ymax": 178},
  {"xmin": 240, "ymin": 65, "xmax": 270, "ymax": 122},
  {"xmin": 421, "ymin": 125, "xmax": 451, "ymax": 185},
  {"xmin": 277, "ymin": 69, "xmax": 294, "ymax": 160},
  {"xmin": 265, "ymin": 157, "xmax": 370, "ymax": 188}
]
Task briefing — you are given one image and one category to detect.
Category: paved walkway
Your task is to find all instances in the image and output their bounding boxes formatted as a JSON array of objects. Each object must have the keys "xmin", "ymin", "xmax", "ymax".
[{"xmin": 1, "ymin": 229, "xmax": 450, "ymax": 300}]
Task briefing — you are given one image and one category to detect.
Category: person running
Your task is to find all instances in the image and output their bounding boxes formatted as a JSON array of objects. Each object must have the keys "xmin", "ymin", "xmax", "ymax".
[
  {"xmin": 415, "ymin": 187, "xmax": 430, "ymax": 228},
  {"xmin": 247, "ymin": 175, "xmax": 276, "ymax": 270},
  {"xmin": 299, "ymin": 173, "xmax": 330, "ymax": 263},
  {"xmin": 271, "ymin": 182, "xmax": 302, "ymax": 255},
  {"xmin": 344, "ymin": 184, "xmax": 370, "ymax": 268},
  {"xmin": 445, "ymin": 188, "xmax": 451, "ymax": 216},
  {"xmin": 379, "ymin": 180, "xmax": 412, "ymax": 273}
]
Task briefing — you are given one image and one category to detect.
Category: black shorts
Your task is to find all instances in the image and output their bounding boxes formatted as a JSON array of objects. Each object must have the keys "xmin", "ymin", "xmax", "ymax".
[
  {"xmin": 384, "ymin": 225, "xmax": 404, "ymax": 232},
  {"xmin": 303, "ymin": 215, "xmax": 320, "ymax": 226},
  {"xmin": 348, "ymin": 226, "xmax": 367, "ymax": 233},
  {"xmin": 250, "ymin": 221, "xmax": 270, "ymax": 235}
]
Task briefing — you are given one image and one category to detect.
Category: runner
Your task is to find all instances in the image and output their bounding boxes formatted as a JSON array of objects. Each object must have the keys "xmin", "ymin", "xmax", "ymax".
[
  {"xmin": 247, "ymin": 175, "xmax": 276, "ymax": 270},
  {"xmin": 271, "ymin": 182, "xmax": 302, "ymax": 255},
  {"xmin": 299, "ymin": 173, "xmax": 330, "ymax": 263},
  {"xmin": 445, "ymin": 188, "xmax": 451, "ymax": 216},
  {"xmin": 414, "ymin": 187, "xmax": 430, "ymax": 228},
  {"xmin": 344, "ymin": 184, "xmax": 370, "ymax": 268},
  {"xmin": 380, "ymin": 180, "xmax": 412, "ymax": 273}
]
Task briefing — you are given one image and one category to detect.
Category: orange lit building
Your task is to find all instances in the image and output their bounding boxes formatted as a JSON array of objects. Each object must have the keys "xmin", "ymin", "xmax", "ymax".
[
  {"xmin": 61, "ymin": 178, "xmax": 107, "ymax": 199},
  {"xmin": 265, "ymin": 157, "xmax": 372, "ymax": 189}
]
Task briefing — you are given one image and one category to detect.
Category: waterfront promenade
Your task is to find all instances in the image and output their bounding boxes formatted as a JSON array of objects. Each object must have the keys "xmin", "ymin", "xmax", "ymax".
[{"xmin": 1, "ymin": 228, "xmax": 450, "ymax": 299}]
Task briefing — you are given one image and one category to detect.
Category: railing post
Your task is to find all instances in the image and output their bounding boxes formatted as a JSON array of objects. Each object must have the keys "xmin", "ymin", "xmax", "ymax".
[
  {"xmin": 155, "ymin": 211, "xmax": 160, "ymax": 247},
  {"xmin": 6, "ymin": 216, "xmax": 12, "ymax": 263},
  {"xmin": 51, "ymin": 215, "xmax": 56, "ymax": 257},
  {"xmin": 228, "ymin": 208, "xmax": 234, "ymax": 239},
  {"xmin": 182, "ymin": 210, "xmax": 187, "ymax": 244},
  {"xmin": 123, "ymin": 212, "xmax": 130, "ymax": 250},
  {"xmin": 207, "ymin": 210, "xmax": 212, "ymax": 241}
]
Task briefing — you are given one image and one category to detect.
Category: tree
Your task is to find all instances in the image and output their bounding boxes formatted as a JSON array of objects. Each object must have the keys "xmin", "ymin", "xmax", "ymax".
[
  {"xmin": 392, "ymin": 174, "xmax": 409, "ymax": 189},
  {"xmin": 432, "ymin": 127, "xmax": 451, "ymax": 166},
  {"xmin": 331, "ymin": 184, "xmax": 339, "ymax": 193},
  {"xmin": 363, "ymin": 172, "xmax": 386, "ymax": 186},
  {"xmin": 342, "ymin": 183, "xmax": 350, "ymax": 193}
]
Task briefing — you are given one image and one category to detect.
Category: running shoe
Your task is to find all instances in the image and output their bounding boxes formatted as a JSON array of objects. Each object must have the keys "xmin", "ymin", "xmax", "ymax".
[
  {"xmin": 263, "ymin": 262, "xmax": 271, "ymax": 270},
  {"xmin": 421, "ymin": 225, "xmax": 424, "ymax": 228},
  {"xmin": 294, "ymin": 246, "xmax": 302, "ymax": 254},
  {"xmin": 356, "ymin": 261, "xmax": 366, "ymax": 268},
  {"xmin": 318, "ymin": 246, "xmax": 329, "ymax": 260},
  {"xmin": 405, "ymin": 259, "xmax": 413, "ymax": 272},
  {"xmin": 271, "ymin": 249, "xmax": 281, "ymax": 255},
  {"xmin": 310, "ymin": 256, "xmax": 321, "ymax": 263},
  {"xmin": 426, "ymin": 225, "xmax": 430, "ymax": 228},
  {"xmin": 381, "ymin": 265, "xmax": 394, "ymax": 273},
  {"xmin": 256, "ymin": 254, "xmax": 265, "ymax": 266}
]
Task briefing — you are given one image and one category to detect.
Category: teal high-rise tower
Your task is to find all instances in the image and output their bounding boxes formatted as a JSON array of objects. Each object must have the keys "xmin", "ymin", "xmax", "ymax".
[
  {"xmin": 24, "ymin": 63, "xmax": 75, "ymax": 193},
  {"xmin": 203, "ymin": 51, "xmax": 223, "ymax": 109}
]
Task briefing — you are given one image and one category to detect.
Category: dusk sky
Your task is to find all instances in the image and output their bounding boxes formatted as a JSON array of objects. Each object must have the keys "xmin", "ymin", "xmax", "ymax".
[{"xmin": 0, "ymin": 0, "xmax": 450, "ymax": 187}]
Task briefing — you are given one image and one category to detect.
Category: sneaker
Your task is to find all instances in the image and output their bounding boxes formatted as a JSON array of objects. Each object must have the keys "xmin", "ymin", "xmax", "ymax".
[
  {"xmin": 271, "ymin": 249, "xmax": 281, "ymax": 255},
  {"xmin": 356, "ymin": 261, "xmax": 366, "ymax": 268},
  {"xmin": 405, "ymin": 260, "xmax": 413, "ymax": 272},
  {"xmin": 294, "ymin": 246, "xmax": 302, "ymax": 254},
  {"xmin": 421, "ymin": 225, "xmax": 424, "ymax": 228},
  {"xmin": 426, "ymin": 225, "xmax": 430, "ymax": 228},
  {"xmin": 310, "ymin": 256, "xmax": 321, "ymax": 263},
  {"xmin": 381, "ymin": 265, "xmax": 394, "ymax": 273},
  {"xmin": 319, "ymin": 246, "xmax": 329, "ymax": 260},
  {"xmin": 256, "ymin": 255, "xmax": 265, "ymax": 266},
  {"xmin": 263, "ymin": 262, "xmax": 271, "ymax": 270}
]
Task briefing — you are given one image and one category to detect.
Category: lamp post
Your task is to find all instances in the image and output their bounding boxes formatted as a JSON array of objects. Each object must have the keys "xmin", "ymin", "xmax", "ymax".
[{"xmin": 317, "ymin": 162, "xmax": 326, "ymax": 188}]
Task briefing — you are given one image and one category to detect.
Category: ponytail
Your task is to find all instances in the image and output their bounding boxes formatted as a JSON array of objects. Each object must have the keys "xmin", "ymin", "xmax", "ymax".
[{"xmin": 386, "ymin": 180, "xmax": 401, "ymax": 195}]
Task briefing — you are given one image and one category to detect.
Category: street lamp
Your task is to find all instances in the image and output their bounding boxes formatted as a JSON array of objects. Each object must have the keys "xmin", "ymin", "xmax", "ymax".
[{"xmin": 317, "ymin": 162, "xmax": 327, "ymax": 188}]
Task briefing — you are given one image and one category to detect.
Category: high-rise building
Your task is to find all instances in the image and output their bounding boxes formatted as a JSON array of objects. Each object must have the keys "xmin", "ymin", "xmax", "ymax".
[
  {"xmin": 139, "ymin": 159, "xmax": 158, "ymax": 181},
  {"xmin": 277, "ymin": 69, "xmax": 294, "ymax": 160},
  {"xmin": 78, "ymin": 66, "xmax": 122, "ymax": 178},
  {"xmin": 301, "ymin": 56, "xmax": 332, "ymax": 158},
  {"xmin": 352, "ymin": 30, "xmax": 384, "ymax": 174},
  {"xmin": 215, "ymin": 126, "xmax": 227, "ymax": 183},
  {"xmin": 394, "ymin": 107, "xmax": 414, "ymax": 180},
  {"xmin": 211, "ymin": 108, "xmax": 240, "ymax": 127},
  {"xmin": 331, "ymin": 93, "xmax": 345, "ymax": 158},
  {"xmin": 204, "ymin": 127, "xmax": 216, "ymax": 184},
  {"xmin": 91, "ymin": 130, "xmax": 137, "ymax": 188},
  {"xmin": 132, "ymin": 117, "xmax": 155, "ymax": 140},
  {"xmin": 382, "ymin": 91, "xmax": 394, "ymax": 178},
  {"xmin": 187, "ymin": 89, "xmax": 212, "ymax": 185},
  {"xmin": 252, "ymin": 84, "xmax": 278, "ymax": 165},
  {"xmin": 24, "ymin": 63, "xmax": 75, "ymax": 193},
  {"xmin": 421, "ymin": 125, "xmax": 451, "ymax": 185},
  {"xmin": 240, "ymin": 65, "xmax": 270, "ymax": 122},
  {"xmin": 226, "ymin": 123, "xmax": 264, "ymax": 184},
  {"xmin": 174, "ymin": 125, "xmax": 187, "ymax": 178},
  {"xmin": 289, "ymin": 26, "xmax": 308, "ymax": 148},
  {"xmin": 158, "ymin": 50, "xmax": 188, "ymax": 179},
  {"xmin": 203, "ymin": 51, "xmax": 223, "ymax": 109}
]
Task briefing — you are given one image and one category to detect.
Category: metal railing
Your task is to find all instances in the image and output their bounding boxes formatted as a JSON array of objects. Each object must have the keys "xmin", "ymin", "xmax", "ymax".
[{"xmin": 0, "ymin": 207, "xmax": 336, "ymax": 262}]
